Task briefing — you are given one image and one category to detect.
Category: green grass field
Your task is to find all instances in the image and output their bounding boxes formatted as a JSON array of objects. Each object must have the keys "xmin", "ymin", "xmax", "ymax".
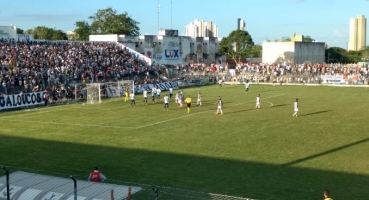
[{"xmin": 0, "ymin": 84, "xmax": 368, "ymax": 200}]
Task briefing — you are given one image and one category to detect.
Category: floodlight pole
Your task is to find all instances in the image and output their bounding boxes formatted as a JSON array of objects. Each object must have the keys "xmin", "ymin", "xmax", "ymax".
[
  {"xmin": 70, "ymin": 176, "xmax": 77, "ymax": 200},
  {"xmin": 2, "ymin": 167, "xmax": 10, "ymax": 200}
]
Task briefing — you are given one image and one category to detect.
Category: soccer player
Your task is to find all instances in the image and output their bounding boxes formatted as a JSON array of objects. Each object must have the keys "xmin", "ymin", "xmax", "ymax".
[
  {"xmin": 151, "ymin": 87, "xmax": 156, "ymax": 104},
  {"xmin": 156, "ymin": 88, "xmax": 161, "ymax": 100},
  {"xmin": 163, "ymin": 94, "xmax": 169, "ymax": 111},
  {"xmin": 197, "ymin": 91, "xmax": 202, "ymax": 106},
  {"xmin": 218, "ymin": 79, "xmax": 223, "ymax": 87},
  {"xmin": 323, "ymin": 190, "xmax": 333, "ymax": 200},
  {"xmin": 184, "ymin": 95, "xmax": 192, "ymax": 113},
  {"xmin": 130, "ymin": 91, "xmax": 136, "ymax": 107},
  {"xmin": 124, "ymin": 86, "xmax": 130, "ymax": 102},
  {"xmin": 293, "ymin": 98, "xmax": 299, "ymax": 117},
  {"xmin": 177, "ymin": 92, "xmax": 183, "ymax": 107},
  {"xmin": 143, "ymin": 89, "xmax": 148, "ymax": 105},
  {"xmin": 215, "ymin": 96, "xmax": 223, "ymax": 115},
  {"xmin": 169, "ymin": 87, "xmax": 173, "ymax": 98},
  {"xmin": 245, "ymin": 80, "xmax": 250, "ymax": 93},
  {"xmin": 255, "ymin": 94, "xmax": 261, "ymax": 109}
]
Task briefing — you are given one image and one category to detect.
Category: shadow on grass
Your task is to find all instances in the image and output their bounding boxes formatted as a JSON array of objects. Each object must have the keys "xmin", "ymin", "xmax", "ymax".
[
  {"xmin": 270, "ymin": 104, "xmax": 289, "ymax": 108},
  {"xmin": 0, "ymin": 134, "xmax": 368, "ymax": 200},
  {"xmin": 225, "ymin": 109, "xmax": 255, "ymax": 114},
  {"xmin": 300, "ymin": 110, "xmax": 332, "ymax": 116}
]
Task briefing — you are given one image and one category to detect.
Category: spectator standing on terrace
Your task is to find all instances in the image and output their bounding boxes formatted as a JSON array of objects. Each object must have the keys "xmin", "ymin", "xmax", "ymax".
[
  {"xmin": 323, "ymin": 190, "xmax": 333, "ymax": 200},
  {"xmin": 43, "ymin": 91, "xmax": 49, "ymax": 106},
  {"xmin": 88, "ymin": 166, "xmax": 107, "ymax": 182}
]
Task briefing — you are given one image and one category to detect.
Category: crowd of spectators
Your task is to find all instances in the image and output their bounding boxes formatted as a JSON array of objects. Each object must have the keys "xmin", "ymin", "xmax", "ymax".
[
  {"xmin": 0, "ymin": 38, "xmax": 154, "ymax": 96},
  {"xmin": 225, "ymin": 62, "xmax": 369, "ymax": 84}
]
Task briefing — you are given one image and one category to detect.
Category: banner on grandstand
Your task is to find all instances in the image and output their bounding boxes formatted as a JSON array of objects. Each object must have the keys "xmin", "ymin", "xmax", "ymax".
[
  {"xmin": 0, "ymin": 91, "xmax": 45, "ymax": 110},
  {"xmin": 177, "ymin": 77, "xmax": 210, "ymax": 87},
  {"xmin": 320, "ymin": 74, "xmax": 344, "ymax": 84},
  {"xmin": 105, "ymin": 82, "xmax": 179, "ymax": 97}
]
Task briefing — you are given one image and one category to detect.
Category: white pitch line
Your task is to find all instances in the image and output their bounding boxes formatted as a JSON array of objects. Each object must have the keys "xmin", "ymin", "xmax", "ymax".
[
  {"xmin": 136, "ymin": 93, "xmax": 284, "ymax": 129},
  {"xmin": 265, "ymin": 101, "xmax": 274, "ymax": 107},
  {"xmin": 4, "ymin": 119, "xmax": 135, "ymax": 129}
]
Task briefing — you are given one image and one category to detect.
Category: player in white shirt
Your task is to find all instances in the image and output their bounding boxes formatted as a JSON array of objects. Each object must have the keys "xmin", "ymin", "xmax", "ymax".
[
  {"xmin": 245, "ymin": 80, "xmax": 250, "ymax": 93},
  {"xmin": 176, "ymin": 91, "xmax": 183, "ymax": 107},
  {"xmin": 169, "ymin": 87, "xmax": 173, "ymax": 98},
  {"xmin": 215, "ymin": 96, "xmax": 223, "ymax": 115},
  {"xmin": 143, "ymin": 89, "xmax": 148, "ymax": 105},
  {"xmin": 218, "ymin": 79, "xmax": 223, "ymax": 87},
  {"xmin": 151, "ymin": 87, "xmax": 156, "ymax": 104},
  {"xmin": 255, "ymin": 94, "xmax": 261, "ymax": 109},
  {"xmin": 129, "ymin": 92, "xmax": 136, "ymax": 107},
  {"xmin": 197, "ymin": 91, "xmax": 202, "ymax": 106},
  {"xmin": 156, "ymin": 88, "xmax": 161, "ymax": 101},
  {"xmin": 293, "ymin": 98, "xmax": 299, "ymax": 117},
  {"xmin": 163, "ymin": 94, "xmax": 169, "ymax": 111}
]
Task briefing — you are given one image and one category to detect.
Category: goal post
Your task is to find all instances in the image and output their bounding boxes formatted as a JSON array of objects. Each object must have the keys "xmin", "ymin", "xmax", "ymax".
[{"xmin": 86, "ymin": 83, "xmax": 101, "ymax": 104}]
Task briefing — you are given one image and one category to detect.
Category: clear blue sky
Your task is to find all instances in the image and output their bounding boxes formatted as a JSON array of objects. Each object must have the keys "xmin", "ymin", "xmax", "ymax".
[{"xmin": 0, "ymin": 0, "xmax": 368, "ymax": 48}]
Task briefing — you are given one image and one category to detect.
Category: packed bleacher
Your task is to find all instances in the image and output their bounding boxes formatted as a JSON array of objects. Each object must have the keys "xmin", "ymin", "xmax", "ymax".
[{"xmin": 0, "ymin": 38, "xmax": 156, "ymax": 97}]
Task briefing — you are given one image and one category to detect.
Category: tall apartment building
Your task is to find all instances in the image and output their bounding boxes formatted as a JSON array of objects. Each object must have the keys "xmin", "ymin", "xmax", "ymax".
[
  {"xmin": 348, "ymin": 15, "xmax": 366, "ymax": 51},
  {"xmin": 185, "ymin": 19, "xmax": 218, "ymax": 37},
  {"xmin": 237, "ymin": 18, "xmax": 246, "ymax": 31}
]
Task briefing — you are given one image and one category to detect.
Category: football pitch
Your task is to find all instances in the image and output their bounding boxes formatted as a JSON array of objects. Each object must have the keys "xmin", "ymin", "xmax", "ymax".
[{"xmin": 0, "ymin": 84, "xmax": 368, "ymax": 200}]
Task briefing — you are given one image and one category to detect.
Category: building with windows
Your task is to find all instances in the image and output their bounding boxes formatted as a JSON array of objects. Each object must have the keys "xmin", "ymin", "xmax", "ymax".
[
  {"xmin": 89, "ymin": 30, "xmax": 223, "ymax": 65},
  {"xmin": 184, "ymin": 19, "xmax": 218, "ymax": 38},
  {"xmin": 348, "ymin": 15, "xmax": 366, "ymax": 51},
  {"xmin": 237, "ymin": 18, "xmax": 246, "ymax": 31}
]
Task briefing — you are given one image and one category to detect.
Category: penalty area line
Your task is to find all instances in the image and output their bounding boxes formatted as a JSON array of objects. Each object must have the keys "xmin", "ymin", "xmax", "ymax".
[{"xmin": 265, "ymin": 101, "xmax": 274, "ymax": 107}]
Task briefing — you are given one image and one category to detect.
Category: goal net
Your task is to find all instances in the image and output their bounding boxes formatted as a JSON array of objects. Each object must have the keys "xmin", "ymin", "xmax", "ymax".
[
  {"xmin": 104, "ymin": 80, "xmax": 134, "ymax": 98},
  {"xmin": 86, "ymin": 83, "xmax": 101, "ymax": 104}
]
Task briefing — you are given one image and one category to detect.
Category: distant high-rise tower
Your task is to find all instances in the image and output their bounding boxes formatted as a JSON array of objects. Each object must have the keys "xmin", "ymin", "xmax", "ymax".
[
  {"xmin": 348, "ymin": 15, "xmax": 366, "ymax": 51},
  {"xmin": 185, "ymin": 19, "xmax": 218, "ymax": 37},
  {"xmin": 237, "ymin": 18, "xmax": 246, "ymax": 31}
]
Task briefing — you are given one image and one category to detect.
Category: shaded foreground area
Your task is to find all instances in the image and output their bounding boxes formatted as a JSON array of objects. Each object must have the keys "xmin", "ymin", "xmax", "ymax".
[{"xmin": 0, "ymin": 134, "xmax": 368, "ymax": 200}]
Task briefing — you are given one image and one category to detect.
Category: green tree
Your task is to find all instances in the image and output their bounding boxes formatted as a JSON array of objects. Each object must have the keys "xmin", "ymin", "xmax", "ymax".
[
  {"xmin": 89, "ymin": 7, "xmax": 140, "ymax": 35},
  {"xmin": 74, "ymin": 20, "xmax": 91, "ymax": 41},
  {"xmin": 16, "ymin": 28, "xmax": 24, "ymax": 34},
  {"xmin": 51, "ymin": 29, "xmax": 68, "ymax": 40},
  {"xmin": 218, "ymin": 30, "xmax": 254, "ymax": 64},
  {"xmin": 303, "ymin": 35, "xmax": 314, "ymax": 42}
]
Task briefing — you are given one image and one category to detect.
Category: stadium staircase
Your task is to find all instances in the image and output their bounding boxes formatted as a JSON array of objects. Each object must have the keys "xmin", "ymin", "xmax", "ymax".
[{"xmin": 115, "ymin": 42, "xmax": 152, "ymax": 66}]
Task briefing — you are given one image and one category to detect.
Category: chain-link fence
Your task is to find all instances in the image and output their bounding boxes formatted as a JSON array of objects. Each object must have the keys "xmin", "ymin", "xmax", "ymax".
[{"xmin": 0, "ymin": 166, "xmax": 256, "ymax": 200}]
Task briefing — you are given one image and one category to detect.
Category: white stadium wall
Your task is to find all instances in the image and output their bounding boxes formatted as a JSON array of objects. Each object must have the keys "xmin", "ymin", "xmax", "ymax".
[
  {"xmin": 262, "ymin": 42, "xmax": 295, "ymax": 64},
  {"xmin": 89, "ymin": 34, "xmax": 118, "ymax": 42},
  {"xmin": 0, "ymin": 25, "xmax": 17, "ymax": 39}
]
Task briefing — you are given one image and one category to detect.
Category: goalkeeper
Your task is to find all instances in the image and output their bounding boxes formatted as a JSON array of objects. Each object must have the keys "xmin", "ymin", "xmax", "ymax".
[{"xmin": 125, "ymin": 87, "xmax": 130, "ymax": 102}]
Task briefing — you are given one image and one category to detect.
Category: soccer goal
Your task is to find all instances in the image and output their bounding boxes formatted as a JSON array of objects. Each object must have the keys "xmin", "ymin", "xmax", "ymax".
[
  {"xmin": 103, "ymin": 80, "xmax": 134, "ymax": 98},
  {"xmin": 86, "ymin": 83, "xmax": 101, "ymax": 104}
]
